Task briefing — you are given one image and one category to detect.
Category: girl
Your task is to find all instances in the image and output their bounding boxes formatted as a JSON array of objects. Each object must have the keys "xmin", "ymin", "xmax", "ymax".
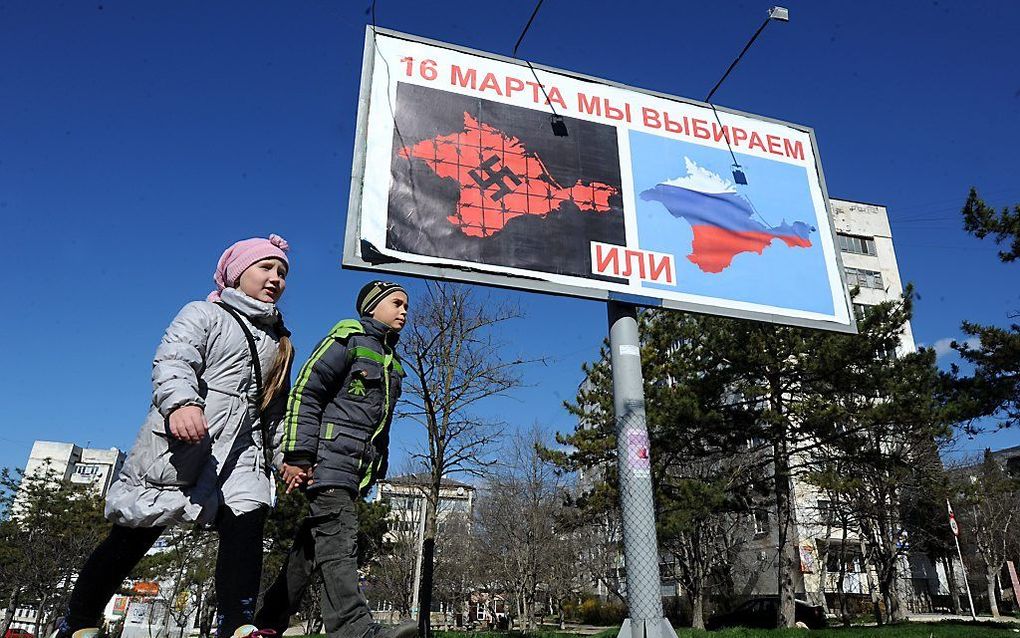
[{"xmin": 56, "ymin": 235, "xmax": 294, "ymax": 638}]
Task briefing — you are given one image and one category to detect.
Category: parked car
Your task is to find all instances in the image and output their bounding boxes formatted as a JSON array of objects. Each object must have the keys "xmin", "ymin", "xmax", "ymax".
[{"xmin": 705, "ymin": 597, "xmax": 827, "ymax": 630}]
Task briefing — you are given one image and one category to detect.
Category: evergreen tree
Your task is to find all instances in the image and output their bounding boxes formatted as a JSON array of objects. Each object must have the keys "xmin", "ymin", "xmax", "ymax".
[
  {"xmin": 963, "ymin": 188, "xmax": 1020, "ymax": 263},
  {"xmin": 949, "ymin": 189, "xmax": 1020, "ymax": 431},
  {"xmin": 551, "ymin": 289, "xmax": 944, "ymax": 627},
  {"xmin": 0, "ymin": 464, "xmax": 110, "ymax": 637}
]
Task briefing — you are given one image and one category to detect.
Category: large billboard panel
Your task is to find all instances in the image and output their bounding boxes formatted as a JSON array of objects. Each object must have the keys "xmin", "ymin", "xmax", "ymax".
[{"xmin": 345, "ymin": 28, "xmax": 856, "ymax": 332}]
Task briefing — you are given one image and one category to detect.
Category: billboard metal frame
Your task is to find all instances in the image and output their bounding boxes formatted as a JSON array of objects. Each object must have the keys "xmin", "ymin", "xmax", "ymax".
[{"xmin": 344, "ymin": 26, "xmax": 857, "ymax": 334}]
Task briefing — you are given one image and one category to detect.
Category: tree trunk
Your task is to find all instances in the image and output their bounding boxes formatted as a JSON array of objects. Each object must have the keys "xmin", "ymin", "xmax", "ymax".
[
  {"xmin": 817, "ymin": 546, "xmax": 830, "ymax": 615},
  {"xmin": 1, "ymin": 587, "xmax": 20, "ymax": 638},
  {"xmin": 522, "ymin": 595, "xmax": 534, "ymax": 632},
  {"xmin": 835, "ymin": 565, "xmax": 849, "ymax": 627},
  {"xmin": 986, "ymin": 567, "xmax": 1001, "ymax": 618},
  {"xmin": 33, "ymin": 592, "xmax": 49, "ymax": 636},
  {"xmin": 837, "ymin": 527, "xmax": 851, "ymax": 627},
  {"xmin": 690, "ymin": 590, "xmax": 705, "ymax": 630},
  {"xmin": 865, "ymin": 569, "xmax": 883, "ymax": 625},
  {"xmin": 774, "ymin": 438, "xmax": 799, "ymax": 628},
  {"xmin": 943, "ymin": 556, "xmax": 962, "ymax": 615},
  {"xmin": 417, "ymin": 484, "xmax": 441, "ymax": 638},
  {"xmin": 195, "ymin": 585, "xmax": 206, "ymax": 638},
  {"xmin": 881, "ymin": 559, "xmax": 906, "ymax": 623},
  {"xmin": 200, "ymin": 591, "xmax": 216, "ymax": 637}
]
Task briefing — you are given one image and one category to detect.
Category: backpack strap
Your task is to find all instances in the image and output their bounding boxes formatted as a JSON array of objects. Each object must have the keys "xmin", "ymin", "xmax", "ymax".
[
  {"xmin": 215, "ymin": 302, "xmax": 264, "ymax": 403},
  {"xmin": 216, "ymin": 301, "xmax": 279, "ymax": 477}
]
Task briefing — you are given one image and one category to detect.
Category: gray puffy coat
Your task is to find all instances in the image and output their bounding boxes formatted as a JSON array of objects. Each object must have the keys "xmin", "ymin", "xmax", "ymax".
[{"xmin": 105, "ymin": 288, "xmax": 290, "ymax": 528}]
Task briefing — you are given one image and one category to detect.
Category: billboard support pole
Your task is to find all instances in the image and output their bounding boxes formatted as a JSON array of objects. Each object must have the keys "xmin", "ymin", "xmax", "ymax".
[{"xmin": 608, "ymin": 301, "xmax": 678, "ymax": 638}]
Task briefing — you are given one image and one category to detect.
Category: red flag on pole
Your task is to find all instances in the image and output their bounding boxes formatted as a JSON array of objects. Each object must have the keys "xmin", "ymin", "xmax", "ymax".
[{"xmin": 947, "ymin": 500, "xmax": 960, "ymax": 537}]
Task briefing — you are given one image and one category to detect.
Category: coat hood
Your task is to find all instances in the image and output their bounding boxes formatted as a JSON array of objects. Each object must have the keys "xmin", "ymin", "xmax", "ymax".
[
  {"xmin": 361, "ymin": 316, "xmax": 401, "ymax": 347},
  {"xmin": 220, "ymin": 287, "xmax": 283, "ymax": 331}
]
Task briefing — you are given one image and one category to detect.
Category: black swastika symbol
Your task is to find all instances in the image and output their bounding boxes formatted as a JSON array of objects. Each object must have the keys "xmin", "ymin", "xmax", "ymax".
[{"xmin": 468, "ymin": 155, "xmax": 522, "ymax": 201}]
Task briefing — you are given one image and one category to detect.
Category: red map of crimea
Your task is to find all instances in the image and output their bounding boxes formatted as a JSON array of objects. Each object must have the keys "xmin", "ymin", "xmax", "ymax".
[{"xmin": 398, "ymin": 112, "xmax": 617, "ymax": 238}]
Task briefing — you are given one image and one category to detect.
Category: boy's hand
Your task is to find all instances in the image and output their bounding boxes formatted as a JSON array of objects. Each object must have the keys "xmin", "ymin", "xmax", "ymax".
[
  {"xmin": 281, "ymin": 463, "xmax": 313, "ymax": 493},
  {"xmin": 168, "ymin": 405, "xmax": 208, "ymax": 444}
]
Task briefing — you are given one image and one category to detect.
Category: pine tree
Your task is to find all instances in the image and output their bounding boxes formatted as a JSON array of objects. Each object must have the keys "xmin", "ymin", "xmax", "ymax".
[
  {"xmin": 550, "ymin": 289, "xmax": 945, "ymax": 627},
  {"xmin": 949, "ymin": 189, "xmax": 1020, "ymax": 431},
  {"xmin": 0, "ymin": 464, "xmax": 111, "ymax": 636}
]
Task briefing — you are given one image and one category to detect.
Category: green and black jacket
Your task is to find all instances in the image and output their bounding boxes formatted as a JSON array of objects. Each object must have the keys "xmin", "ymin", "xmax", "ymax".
[{"xmin": 282, "ymin": 316, "xmax": 405, "ymax": 496}]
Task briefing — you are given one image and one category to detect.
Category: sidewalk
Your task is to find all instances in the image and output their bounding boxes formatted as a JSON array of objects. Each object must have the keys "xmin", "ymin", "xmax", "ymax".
[{"xmin": 906, "ymin": 612, "xmax": 1020, "ymax": 624}]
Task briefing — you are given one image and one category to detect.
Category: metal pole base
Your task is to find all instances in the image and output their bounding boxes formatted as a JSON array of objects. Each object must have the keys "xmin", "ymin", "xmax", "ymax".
[{"xmin": 617, "ymin": 618, "xmax": 679, "ymax": 638}]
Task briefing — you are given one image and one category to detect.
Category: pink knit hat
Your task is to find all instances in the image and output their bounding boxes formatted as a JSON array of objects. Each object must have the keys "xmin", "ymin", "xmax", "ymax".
[{"xmin": 207, "ymin": 234, "xmax": 290, "ymax": 302}]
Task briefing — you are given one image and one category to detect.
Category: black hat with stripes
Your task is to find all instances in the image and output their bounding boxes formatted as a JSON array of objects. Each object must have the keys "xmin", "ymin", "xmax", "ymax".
[{"xmin": 357, "ymin": 280, "xmax": 407, "ymax": 317}]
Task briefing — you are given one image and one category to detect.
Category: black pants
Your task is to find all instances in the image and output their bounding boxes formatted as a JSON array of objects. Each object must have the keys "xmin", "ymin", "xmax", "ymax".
[
  {"xmin": 62, "ymin": 507, "xmax": 268, "ymax": 638},
  {"xmin": 256, "ymin": 489, "xmax": 371, "ymax": 638}
]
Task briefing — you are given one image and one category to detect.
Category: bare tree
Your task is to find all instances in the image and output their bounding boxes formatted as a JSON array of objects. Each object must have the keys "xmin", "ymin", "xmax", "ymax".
[
  {"xmin": 400, "ymin": 282, "xmax": 538, "ymax": 635},
  {"xmin": 370, "ymin": 532, "xmax": 418, "ymax": 622},
  {"xmin": 134, "ymin": 527, "xmax": 217, "ymax": 638},
  {"xmin": 432, "ymin": 513, "xmax": 477, "ymax": 627},
  {"xmin": 954, "ymin": 453, "xmax": 1019, "ymax": 618},
  {"xmin": 475, "ymin": 428, "xmax": 581, "ymax": 632}
]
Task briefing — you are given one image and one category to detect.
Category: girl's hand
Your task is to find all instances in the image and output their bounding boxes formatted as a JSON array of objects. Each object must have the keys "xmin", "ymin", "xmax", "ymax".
[
  {"xmin": 168, "ymin": 405, "xmax": 208, "ymax": 444},
  {"xmin": 281, "ymin": 463, "xmax": 313, "ymax": 493}
]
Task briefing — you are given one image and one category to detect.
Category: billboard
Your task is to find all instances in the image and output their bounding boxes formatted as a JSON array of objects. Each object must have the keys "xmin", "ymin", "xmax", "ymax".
[{"xmin": 345, "ymin": 28, "xmax": 856, "ymax": 332}]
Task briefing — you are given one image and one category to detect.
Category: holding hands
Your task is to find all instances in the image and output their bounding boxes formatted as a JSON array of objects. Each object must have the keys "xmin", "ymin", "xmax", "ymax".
[{"xmin": 280, "ymin": 463, "xmax": 314, "ymax": 493}]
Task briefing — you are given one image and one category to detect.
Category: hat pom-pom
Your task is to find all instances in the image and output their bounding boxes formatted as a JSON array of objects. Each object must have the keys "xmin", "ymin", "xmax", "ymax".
[{"xmin": 269, "ymin": 233, "xmax": 290, "ymax": 252}]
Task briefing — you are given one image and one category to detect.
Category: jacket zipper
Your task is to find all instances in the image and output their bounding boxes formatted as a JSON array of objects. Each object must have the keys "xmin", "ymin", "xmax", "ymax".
[{"xmin": 359, "ymin": 340, "xmax": 393, "ymax": 491}]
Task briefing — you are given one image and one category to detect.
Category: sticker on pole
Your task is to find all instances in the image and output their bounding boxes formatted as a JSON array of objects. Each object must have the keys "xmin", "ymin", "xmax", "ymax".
[
  {"xmin": 625, "ymin": 428, "xmax": 651, "ymax": 478},
  {"xmin": 345, "ymin": 28, "xmax": 856, "ymax": 333}
]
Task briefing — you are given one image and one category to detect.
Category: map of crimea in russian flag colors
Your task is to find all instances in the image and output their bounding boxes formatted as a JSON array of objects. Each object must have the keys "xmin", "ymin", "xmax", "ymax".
[{"xmin": 640, "ymin": 158, "xmax": 815, "ymax": 273}]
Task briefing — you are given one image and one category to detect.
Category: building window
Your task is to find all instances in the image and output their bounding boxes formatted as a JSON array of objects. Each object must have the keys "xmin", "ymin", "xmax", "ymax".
[
  {"xmin": 844, "ymin": 267, "xmax": 884, "ymax": 290},
  {"xmin": 753, "ymin": 510, "xmax": 769, "ymax": 536},
  {"xmin": 852, "ymin": 303, "xmax": 872, "ymax": 319},
  {"xmin": 817, "ymin": 499, "xmax": 832, "ymax": 526},
  {"xmin": 837, "ymin": 233, "xmax": 878, "ymax": 256},
  {"xmin": 440, "ymin": 498, "xmax": 469, "ymax": 514},
  {"xmin": 825, "ymin": 551, "xmax": 862, "ymax": 573}
]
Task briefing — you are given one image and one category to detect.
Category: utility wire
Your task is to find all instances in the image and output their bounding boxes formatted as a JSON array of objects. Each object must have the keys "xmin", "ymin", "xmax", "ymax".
[
  {"xmin": 510, "ymin": 0, "xmax": 565, "ymax": 132},
  {"xmin": 704, "ymin": 17, "xmax": 772, "ymax": 104},
  {"xmin": 513, "ymin": 0, "xmax": 545, "ymax": 58},
  {"xmin": 702, "ymin": 11, "xmax": 784, "ymax": 184}
]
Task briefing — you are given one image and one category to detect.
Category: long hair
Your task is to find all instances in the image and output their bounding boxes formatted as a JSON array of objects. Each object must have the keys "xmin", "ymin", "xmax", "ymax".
[{"xmin": 261, "ymin": 334, "xmax": 293, "ymax": 410}]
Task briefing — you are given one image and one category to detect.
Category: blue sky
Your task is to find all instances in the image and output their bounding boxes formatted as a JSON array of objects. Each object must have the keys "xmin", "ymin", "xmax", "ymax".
[{"xmin": 2, "ymin": 1, "xmax": 1018, "ymax": 474}]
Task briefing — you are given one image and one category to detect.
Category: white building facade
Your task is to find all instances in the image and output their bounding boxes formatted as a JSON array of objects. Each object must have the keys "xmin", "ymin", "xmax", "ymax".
[{"xmin": 19, "ymin": 440, "xmax": 124, "ymax": 500}]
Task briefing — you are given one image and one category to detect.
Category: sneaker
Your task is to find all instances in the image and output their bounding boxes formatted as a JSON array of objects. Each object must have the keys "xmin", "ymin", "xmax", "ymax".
[
  {"xmin": 50, "ymin": 627, "xmax": 100, "ymax": 638},
  {"xmin": 369, "ymin": 621, "xmax": 418, "ymax": 638},
  {"xmin": 231, "ymin": 626, "xmax": 277, "ymax": 638}
]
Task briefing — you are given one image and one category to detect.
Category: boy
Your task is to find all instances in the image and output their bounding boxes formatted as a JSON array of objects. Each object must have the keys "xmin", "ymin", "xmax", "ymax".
[{"xmin": 256, "ymin": 281, "xmax": 414, "ymax": 638}]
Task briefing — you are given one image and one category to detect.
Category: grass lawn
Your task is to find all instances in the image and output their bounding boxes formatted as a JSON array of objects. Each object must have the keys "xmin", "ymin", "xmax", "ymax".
[
  {"xmin": 423, "ymin": 623, "xmax": 1020, "ymax": 638},
  {"xmin": 670, "ymin": 621, "xmax": 1019, "ymax": 637}
]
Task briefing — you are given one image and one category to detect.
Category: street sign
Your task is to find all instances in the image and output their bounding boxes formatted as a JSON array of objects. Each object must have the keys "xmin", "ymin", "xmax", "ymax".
[{"xmin": 344, "ymin": 28, "xmax": 856, "ymax": 333}]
